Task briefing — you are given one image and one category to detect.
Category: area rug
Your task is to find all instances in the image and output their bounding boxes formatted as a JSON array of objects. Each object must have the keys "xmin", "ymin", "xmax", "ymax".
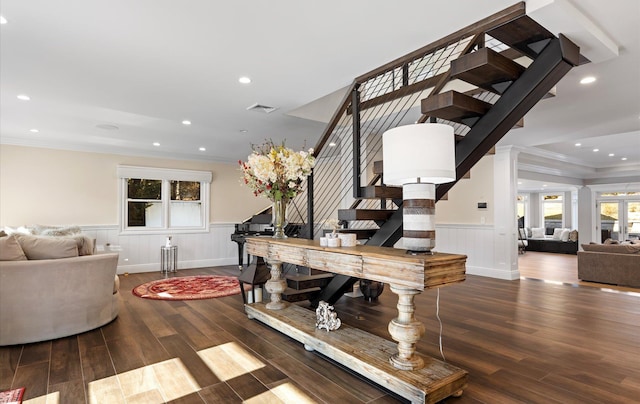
[
  {"xmin": 132, "ymin": 275, "xmax": 242, "ymax": 301},
  {"xmin": 0, "ymin": 387, "xmax": 25, "ymax": 404}
]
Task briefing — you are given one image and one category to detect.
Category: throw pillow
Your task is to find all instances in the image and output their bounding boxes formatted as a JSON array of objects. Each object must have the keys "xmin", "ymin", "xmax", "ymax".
[
  {"xmin": 15, "ymin": 235, "xmax": 79, "ymax": 260},
  {"xmin": 569, "ymin": 230, "xmax": 578, "ymax": 242},
  {"xmin": 531, "ymin": 228, "xmax": 545, "ymax": 238},
  {"xmin": 0, "ymin": 230, "xmax": 7, "ymax": 237},
  {"xmin": 552, "ymin": 228, "xmax": 564, "ymax": 240},
  {"xmin": 0, "ymin": 235, "xmax": 28, "ymax": 261},
  {"xmin": 70, "ymin": 234, "xmax": 95, "ymax": 256},
  {"xmin": 560, "ymin": 229, "xmax": 570, "ymax": 242},
  {"xmin": 603, "ymin": 238, "xmax": 619, "ymax": 245},
  {"xmin": 526, "ymin": 227, "xmax": 532, "ymax": 238},
  {"xmin": 37, "ymin": 225, "xmax": 82, "ymax": 236}
]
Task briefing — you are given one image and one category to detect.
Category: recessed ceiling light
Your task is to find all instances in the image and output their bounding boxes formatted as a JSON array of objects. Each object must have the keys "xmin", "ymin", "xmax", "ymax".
[
  {"xmin": 329, "ymin": 142, "xmax": 337, "ymax": 147},
  {"xmin": 153, "ymin": 142, "xmax": 160, "ymax": 147},
  {"xmin": 17, "ymin": 94, "xmax": 30, "ymax": 101},
  {"xmin": 238, "ymin": 76, "xmax": 251, "ymax": 84},
  {"xmin": 518, "ymin": 181, "xmax": 522, "ymax": 185},
  {"xmin": 621, "ymin": 157, "xmax": 628, "ymax": 161},
  {"xmin": 574, "ymin": 143, "xmax": 581, "ymax": 147},
  {"xmin": 182, "ymin": 120, "xmax": 191, "ymax": 125},
  {"xmin": 593, "ymin": 148, "xmax": 599, "ymax": 152},
  {"xmin": 0, "ymin": 16, "xmax": 7, "ymax": 24},
  {"xmin": 239, "ymin": 129, "xmax": 248, "ymax": 133},
  {"xmin": 29, "ymin": 129, "xmax": 39, "ymax": 133},
  {"xmin": 543, "ymin": 184, "xmax": 548, "ymax": 187},
  {"xmin": 608, "ymin": 153, "xmax": 615, "ymax": 157},
  {"xmin": 199, "ymin": 147, "xmax": 206, "ymax": 151},
  {"xmin": 580, "ymin": 76, "xmax": 596, "ymax": 84}
]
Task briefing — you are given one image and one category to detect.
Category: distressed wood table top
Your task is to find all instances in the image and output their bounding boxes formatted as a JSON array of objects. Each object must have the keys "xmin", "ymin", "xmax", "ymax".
[{"xmin": 246, "ymin": 237, "xmax": 466, "ymax": 290}]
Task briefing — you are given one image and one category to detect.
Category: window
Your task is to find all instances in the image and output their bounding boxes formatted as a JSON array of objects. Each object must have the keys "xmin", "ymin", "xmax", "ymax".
[
  {"xmin": 542, "ymin": 194, "xmax": 563, "ymax": 231},
  {"xmin": 118, "ymin": 166, "xmax": 212, "ymax": 233},
  {"xmin": 516, "ymin": 194, "xmax": 528, "ymax": 228}
]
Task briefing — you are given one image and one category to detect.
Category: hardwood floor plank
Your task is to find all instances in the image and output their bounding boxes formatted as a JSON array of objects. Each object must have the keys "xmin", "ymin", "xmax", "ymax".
[
  {"xmin": 49, "ymin": 379, "xmax": 86, "ymax": 404},
  {"xmin": 12, "ymin": 362, "xmax": 49, "ymax": 400},
  {"xmin": 197, "ymin": 382, "xmax": 243, "ymax": 404},
  {"xmin": 18, "ymin": 341, "xmax": 50, "ymax": 366},
  {"xmin": 225, "ymin": 373, "xmax": 269, "ymax": 401},
  {"xmin": 166, "ymin": 391, "xmax": 206, "ymax": 403},
  {"xmin": 0, "ymin": 345, "xmax": 21, "ymax": 390},
  {"xmin": 106, "ymin": 336, "xmax": 147, "ymax": 374},
  {"xmin": 80, "ymin": 344, "xmax": 115, "ymax": 383},
  {"xmin": 157, "ymin": 334, "xmax": 220, "ymax": 388},
  {"xmin": 49, "ymin": 336, "xmax": 82, "ymax": 385}
]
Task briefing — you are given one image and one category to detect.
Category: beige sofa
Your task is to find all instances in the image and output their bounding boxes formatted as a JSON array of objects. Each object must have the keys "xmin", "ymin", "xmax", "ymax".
[
  {"xmin": 0, "ymin": 233, "xmax": 120, "ymax": 345},
  {"xmin": 578, "ymin": 243, "xmax": 640, "ymax": 288}
]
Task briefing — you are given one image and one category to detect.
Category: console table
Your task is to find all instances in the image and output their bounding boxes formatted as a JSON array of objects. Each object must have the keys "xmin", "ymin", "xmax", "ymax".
[{"xmin": 245, "ymin": 237, "xmax": 468, "ymax": 403}]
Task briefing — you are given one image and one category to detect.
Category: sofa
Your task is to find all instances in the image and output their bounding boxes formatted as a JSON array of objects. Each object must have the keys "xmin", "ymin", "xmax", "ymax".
[
  {"xmin": 578, "ymin": 243, "xmax": 640, "ymax": 287},
  {"xmin": 525, "ymin": 227, "xmax": 578, "ymax": 254},
  {"xmin": 0, "ymin": 231, "xmax": 120, "ymax": 345}
]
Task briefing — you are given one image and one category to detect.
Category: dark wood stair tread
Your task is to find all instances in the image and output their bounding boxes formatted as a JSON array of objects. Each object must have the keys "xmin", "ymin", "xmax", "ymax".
[
  {"xmin": 358, "ymin": 185, "xmax": 402, "ymax": 199},
  {"xmin": 421, "ymin": 90, "xmax": 492, "ymax": 127},
  {"xmin": 338, "ymin": 209, "xmax": 396, "ymax": 222},
  {"xmin": 285, "ymin": 273, "xmax": 334, "ymax": 289},
  {"xmin": 486, "ymin": 15, "xmax": 554, "ymax": 59},
  {"xmin": 450, "ymin": 47, "xmax": 525, "ymax": 94},
  {"xmin": 337, "ymin": 228, "xmax": 378, "ymax": 240},
  {"xmin": 282, "ymin": 287, "xmax": 321, "ymax": 302}
]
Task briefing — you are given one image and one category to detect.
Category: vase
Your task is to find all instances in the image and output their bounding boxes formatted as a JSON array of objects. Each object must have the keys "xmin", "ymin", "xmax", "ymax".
[{"xmin": 272, "ymin": 199, "xmax": 288, "ymax": 239}]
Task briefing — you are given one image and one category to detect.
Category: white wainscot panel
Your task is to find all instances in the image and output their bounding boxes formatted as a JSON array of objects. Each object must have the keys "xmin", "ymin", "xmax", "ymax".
[
  {"xmin": 435, "ymin": 224, "xmax": 499, "ymax": 278},
  {"xmin": 80, "ymin": 223, "xmax": 237, "ymax": 274}
]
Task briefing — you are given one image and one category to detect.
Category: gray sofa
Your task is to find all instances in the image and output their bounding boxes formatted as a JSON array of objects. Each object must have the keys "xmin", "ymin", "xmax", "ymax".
[
  {"xmin": 0, "ymin": 233, "xmax": 120, "ymax": 345},
  {"xmin": 578, "ymin": 243, "xmax": 640, "ymax": 287}
]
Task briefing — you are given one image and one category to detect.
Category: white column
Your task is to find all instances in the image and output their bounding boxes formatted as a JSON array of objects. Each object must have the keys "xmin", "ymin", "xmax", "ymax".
[
  {"xmin": 578, "ymin": 186, "xmax": 595, "ymax": 245},
  {"xmin": 492, "ymin": 146, "xmax": 520, "ymax": 280}
]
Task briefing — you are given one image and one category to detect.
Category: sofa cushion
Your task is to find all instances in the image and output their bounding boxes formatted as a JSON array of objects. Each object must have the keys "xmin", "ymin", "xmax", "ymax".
[
  {"xmin": 531, "ymin": 227, "xmax": 545, "ymax": 238},
  {"xmin": 69, "ymin": 234, "xmax": 95, "ymax": 256},
  {"xmin": 581, "ymin": 243, "xmax": 640, "ymax": 254},
  {"xmin": 0, "ymin": 235, "xmax": 28, "ymax": 261},
  {"xmin": 36, "ymin": 225, "xmax": 82, "ymax": 236},
  {"xmin": 15, "ymin": 235, "xmax": 79, "ymax": 260},
  {"xmin": 0, "ymin": 230, "xmax": 7, "ymax": 237}
]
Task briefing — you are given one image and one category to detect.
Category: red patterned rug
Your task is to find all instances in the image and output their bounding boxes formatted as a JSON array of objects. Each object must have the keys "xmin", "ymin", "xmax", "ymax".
[
  {"xmin": 0, "ymin": 387, "xmax": 24, "ymax": 404},
  {"xmin": 132, "ymin": 275, "xmax": 242, "ymax": 301}
]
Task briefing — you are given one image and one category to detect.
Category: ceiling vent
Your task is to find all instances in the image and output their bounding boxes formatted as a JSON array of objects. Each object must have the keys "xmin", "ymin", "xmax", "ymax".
[{"xmin": 246, "ymin": 103, "xmax": 278, "ymax": 114}]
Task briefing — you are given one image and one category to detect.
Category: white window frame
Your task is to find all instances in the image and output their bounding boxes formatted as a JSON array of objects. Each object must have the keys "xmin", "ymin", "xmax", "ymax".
[
  {"xmin": 540, "ymin": 193, "xmax": 564, "ymax": 229},
  {"xmin": 118, "ymin": 165, "xmax": 212, "ymax": 234}
]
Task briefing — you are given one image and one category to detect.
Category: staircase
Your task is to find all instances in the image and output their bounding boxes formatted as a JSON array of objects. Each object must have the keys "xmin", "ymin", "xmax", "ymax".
[{"xmin": 288, "ymin": 3, "xmax": 581, "ymax": 306}]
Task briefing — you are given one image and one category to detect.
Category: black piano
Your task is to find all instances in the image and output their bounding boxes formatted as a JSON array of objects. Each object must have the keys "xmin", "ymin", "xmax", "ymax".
[{"xmin": 230, "ymin": 208, "xmax": 302, "ymax": 269}]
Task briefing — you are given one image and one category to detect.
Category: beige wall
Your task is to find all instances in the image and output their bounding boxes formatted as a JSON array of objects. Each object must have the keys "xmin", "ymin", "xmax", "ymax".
[
  {"xmin": 436, "ymin": 155, "xmax": 494, "ymax": 225},
  {"xmin": 0, "ymin": 145, "xmax": 269, "ymax": 226}
]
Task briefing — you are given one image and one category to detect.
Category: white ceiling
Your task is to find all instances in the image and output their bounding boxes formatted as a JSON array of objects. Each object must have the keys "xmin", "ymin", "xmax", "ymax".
[{"xmin": 1, "ymin": 0, "xmax": 639, "ymax": 182}]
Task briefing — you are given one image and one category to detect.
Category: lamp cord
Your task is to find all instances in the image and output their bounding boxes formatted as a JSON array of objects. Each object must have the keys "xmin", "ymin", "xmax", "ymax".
[{"xmin": 436, "ymin": 288, "xmax": 446, "ymax": 362}]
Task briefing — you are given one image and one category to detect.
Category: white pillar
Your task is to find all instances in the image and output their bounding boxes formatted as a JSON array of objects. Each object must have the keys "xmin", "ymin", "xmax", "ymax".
[
  {"xmin": 578, "ymin": 186, "xmax": 595, "ymax": 245},
  {"xmin": 493, "ymin": 146, "xmax": 520, "ymax": 280}
]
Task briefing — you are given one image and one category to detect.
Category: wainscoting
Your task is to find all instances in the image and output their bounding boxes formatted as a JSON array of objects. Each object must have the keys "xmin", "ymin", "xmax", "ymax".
[
  {"xmin": 80, "ymin": 223, "xmax": 238, "ymax": 274},
  {"xmin": 435, "ymin": 224, "xmax": 504, "ymax": 278}
]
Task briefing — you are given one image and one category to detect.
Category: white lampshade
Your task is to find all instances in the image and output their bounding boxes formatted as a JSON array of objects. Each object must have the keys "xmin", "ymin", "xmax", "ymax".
[
  {"xmin": 631, "ymin": 222, "xmax": 640, "ymax": 234},
  {"xmin": 383, "ymin": 123, "xmax": 456, "ymax": 186},
  {"xmin": 612, "ymin": 220, "xmax": 619, "ymax": 233}
]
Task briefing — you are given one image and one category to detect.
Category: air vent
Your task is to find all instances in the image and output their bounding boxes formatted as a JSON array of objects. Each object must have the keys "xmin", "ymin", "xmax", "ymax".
[{"xmin": 246, "ymin": 103, "xmax": 278, "ymax": 114}]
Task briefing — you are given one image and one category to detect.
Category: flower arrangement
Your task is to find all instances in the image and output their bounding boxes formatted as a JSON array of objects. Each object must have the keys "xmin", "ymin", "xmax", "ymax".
[{"xmin": 239, "ymin": 140, "xmax": 316, "ymax": 202}]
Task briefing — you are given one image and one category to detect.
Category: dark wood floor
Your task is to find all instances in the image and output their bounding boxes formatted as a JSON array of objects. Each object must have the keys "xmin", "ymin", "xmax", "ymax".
[{"xmin": 2, "ymin": 259, "xmax": 639, "ymax": 403}]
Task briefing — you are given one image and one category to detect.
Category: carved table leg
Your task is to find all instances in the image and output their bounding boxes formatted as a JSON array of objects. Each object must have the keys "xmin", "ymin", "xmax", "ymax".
[
  {"xmin": 388, "ymin": 284, "xmax": 425, "ymax": 370},
  {"xmin": 264, "ymin": 258, "xmax": 287, "ymax": 310}
]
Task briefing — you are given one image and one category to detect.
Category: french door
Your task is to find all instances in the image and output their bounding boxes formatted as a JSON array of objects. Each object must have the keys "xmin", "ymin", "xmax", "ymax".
[{"xmin": 598, "ymin": 200, "xmax": 640, "ymax": 242}]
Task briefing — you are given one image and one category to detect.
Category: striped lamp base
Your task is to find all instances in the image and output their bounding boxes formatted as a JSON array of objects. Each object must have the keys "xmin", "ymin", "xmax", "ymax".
[{"xmin": 402, "ymin": 183, "xmax": 436, "ymax": 252}]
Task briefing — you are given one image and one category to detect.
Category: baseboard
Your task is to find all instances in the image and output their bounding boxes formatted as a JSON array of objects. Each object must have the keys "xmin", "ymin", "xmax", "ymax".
[
  {"xmin": 117, "ymin": 257, "xmax": 237, "ymax": 274},
  {"xmin": 466, "ymin": 265, "xmax": 520, "ymax": 280}
]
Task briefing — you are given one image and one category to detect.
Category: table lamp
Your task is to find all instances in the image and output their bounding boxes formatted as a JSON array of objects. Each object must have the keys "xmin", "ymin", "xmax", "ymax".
[{"xmin": 383, "ymin": 123, "xmax": 456, "ymax": 253}]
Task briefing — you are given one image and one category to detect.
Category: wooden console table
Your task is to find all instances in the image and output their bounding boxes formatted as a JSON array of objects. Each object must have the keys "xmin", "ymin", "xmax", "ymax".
[{"xmin": 245, "ymin": 237, "xmax": 468, "ymax": 403}]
